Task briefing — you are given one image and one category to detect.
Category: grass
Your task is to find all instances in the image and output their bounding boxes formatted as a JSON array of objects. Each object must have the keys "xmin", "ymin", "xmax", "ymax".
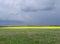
[{"xmin": 0, "ymin": 27, "xmax": 60, "ymax": 44}]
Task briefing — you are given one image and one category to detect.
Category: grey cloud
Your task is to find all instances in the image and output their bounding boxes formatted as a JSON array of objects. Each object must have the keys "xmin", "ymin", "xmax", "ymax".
[
  {"xmin": 0, "ymin": 0, "xmax": 60, "ymax": 25},
  {"xmin": 0, "ymin": 20, "xmax": 29, "ymax": 26},
  {"xmin": 21, "ymin": 0, "xmax": 55, "ymax": 12}
]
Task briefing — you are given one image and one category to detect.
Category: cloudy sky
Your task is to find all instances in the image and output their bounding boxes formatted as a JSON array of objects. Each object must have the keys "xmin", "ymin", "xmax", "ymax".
[{"xmin": 0, "ymin": 0, "xmax": 60, "ymax": 25}]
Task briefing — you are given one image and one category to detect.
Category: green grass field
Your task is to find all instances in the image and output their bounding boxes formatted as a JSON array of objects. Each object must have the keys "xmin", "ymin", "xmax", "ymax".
[{"xmin": 0, "ymin": 27, "xmax": 60, "ymax": 44}]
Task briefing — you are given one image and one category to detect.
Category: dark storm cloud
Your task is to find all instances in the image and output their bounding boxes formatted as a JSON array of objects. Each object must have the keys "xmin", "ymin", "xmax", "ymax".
[
  {"xmin": 0, "ymin": 0, "xmax": 60, "ymax": 25},
  {"xmin": 21, "ymin": 0, "xmax": 55, "ymax": 12}
]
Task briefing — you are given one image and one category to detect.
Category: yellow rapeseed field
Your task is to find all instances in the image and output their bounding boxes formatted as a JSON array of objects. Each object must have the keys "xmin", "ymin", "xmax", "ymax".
[{"xmin": 0, "ymin": 26, "xmax": 60, "ymax": 29}]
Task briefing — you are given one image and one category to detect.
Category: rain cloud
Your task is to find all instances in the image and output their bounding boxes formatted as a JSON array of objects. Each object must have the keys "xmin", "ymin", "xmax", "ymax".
[{"xmin": 0, "ymin": 0, "xmax": 60, "ymax": 25}]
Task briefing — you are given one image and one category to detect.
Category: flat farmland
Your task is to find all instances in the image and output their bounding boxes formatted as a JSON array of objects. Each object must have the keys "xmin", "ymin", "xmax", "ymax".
[{"xmin": 0, "ymin": 27, "xmax": 60, "ymax": 44}]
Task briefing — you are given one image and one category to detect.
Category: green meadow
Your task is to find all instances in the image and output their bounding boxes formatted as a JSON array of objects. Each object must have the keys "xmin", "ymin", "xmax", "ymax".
[{"xmin": 0, "ymin": 27, "xmax": 60, "ymax": 44}]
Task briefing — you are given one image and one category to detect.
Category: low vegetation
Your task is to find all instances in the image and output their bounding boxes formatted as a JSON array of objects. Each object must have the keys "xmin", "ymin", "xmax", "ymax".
[{"xmin": 0, "ymin": 27, "xmax": 60, "ymax": 44}]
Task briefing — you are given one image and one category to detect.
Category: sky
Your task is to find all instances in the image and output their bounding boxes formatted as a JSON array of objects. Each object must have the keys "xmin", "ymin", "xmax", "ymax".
[{"xmin": 0, "ymin": 0, "xmax": 60, "ymax": 25}]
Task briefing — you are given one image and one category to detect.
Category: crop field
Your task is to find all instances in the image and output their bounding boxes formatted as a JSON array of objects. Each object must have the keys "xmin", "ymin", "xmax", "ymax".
[{"xmin": 0, "ymin": 26, "xmax": 60, "ymax": 44}]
